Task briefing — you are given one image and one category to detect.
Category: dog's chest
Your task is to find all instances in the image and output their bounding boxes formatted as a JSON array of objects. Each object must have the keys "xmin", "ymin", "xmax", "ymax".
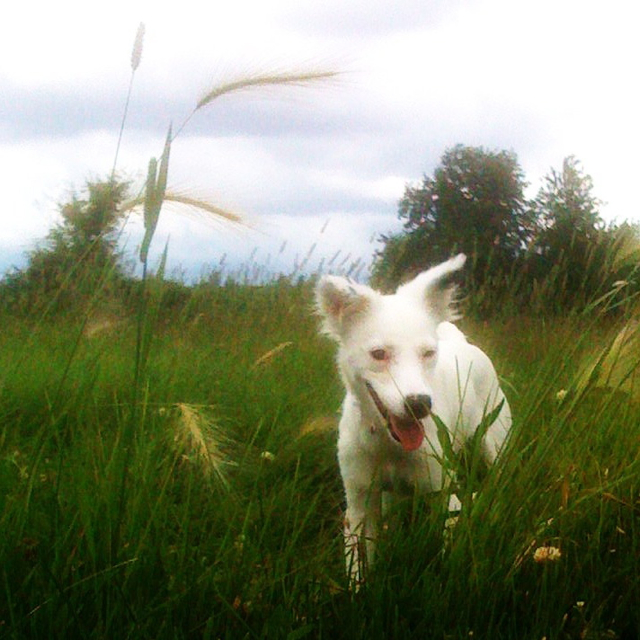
[{"xmin": 366, "ymin": 428, "xmax": 444, "ymax": 494}]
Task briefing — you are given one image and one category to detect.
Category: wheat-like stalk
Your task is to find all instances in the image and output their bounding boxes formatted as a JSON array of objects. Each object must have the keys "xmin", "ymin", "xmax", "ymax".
[
  {"xmin": 298, "ymin": 416, "xmax": 336, "ymax": 437},
  {"xmin": 173, "ymin": 65, "xmax": 342, "ymax": 140},
  {"xmin": 197, "ymin": 68, "xmax": 340, "ymax": 109},
  {"xmin": 130, "ymin": 23, "xmax": 145, "ymax": 72},
  {"xmin": 112, "ymin": 22, "xmax": 146, "ymax": 180},
  {"xmin": 251, "ymin": 341, "xmax": 293, "ymax": 370},
  {"xmin": 127, "ymin": 56, "xmax": 340, "ymax": 264},
  {"xmin": 173, "ymin": 403, "xmax": 236, "ymax": 488},
  {"xmin": 123, "ymin": 190, "xmax": 246, "ymax": 229},
  {"xmin": 160, "ymin": 194, "xmax": 245, "ymax": 225}
]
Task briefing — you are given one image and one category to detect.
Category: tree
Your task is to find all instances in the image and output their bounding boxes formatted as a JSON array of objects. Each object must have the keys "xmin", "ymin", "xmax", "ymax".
[
  {"xmin": 373, "ymin": 145, "xmax": 532, "ymax": 288},
  {"xmin": 1, "ymin": 179, "xmax": 130, "ymax": 310},
  {"xmin": 533, "ymin": 156, "xmax": 602, "ymax": 245},
  {"xmin": 530, "ymin": 156, "xmax": 605, "ymax": 305}
]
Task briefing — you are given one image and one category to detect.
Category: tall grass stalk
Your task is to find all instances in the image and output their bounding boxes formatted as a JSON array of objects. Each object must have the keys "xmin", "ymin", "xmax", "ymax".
[
  {"xmin": 101, "ymin": 24, "xmax": 343, "ymax": 578},
  {"xmin": 111, "ymin": 22, "xmax": 145, "ymax": 181},
  {"xmin": 126, "ymin": 46, "xmax": 342, "ymax": 410}
]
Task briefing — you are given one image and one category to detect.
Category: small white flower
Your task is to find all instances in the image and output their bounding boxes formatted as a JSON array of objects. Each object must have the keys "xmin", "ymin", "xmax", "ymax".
[
  {"xmin": 533, "ymin": 546, "xmax": 562, "ymax": 563},
  {"xmin": 448, "ymin": 494, "xmax": 462, "ymax": 513},
  {"xmin": 260, "ymin": 451, "xmax": 275, "ymax": 462},
  {"xmin": 556, "ymin": 389, "xmax": 567, "ymax": 402}
]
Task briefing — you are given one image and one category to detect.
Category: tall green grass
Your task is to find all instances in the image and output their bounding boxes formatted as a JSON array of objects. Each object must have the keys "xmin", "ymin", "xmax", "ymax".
[{"xmin": 1, "ymin": 273, "xmax": 639, "ymax": 638}]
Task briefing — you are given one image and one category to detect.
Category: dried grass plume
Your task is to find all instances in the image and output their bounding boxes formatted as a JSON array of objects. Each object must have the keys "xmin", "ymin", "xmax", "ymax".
[{"xmin": 172, "ymin": 403, "xmax": 236, "ymax": 488}]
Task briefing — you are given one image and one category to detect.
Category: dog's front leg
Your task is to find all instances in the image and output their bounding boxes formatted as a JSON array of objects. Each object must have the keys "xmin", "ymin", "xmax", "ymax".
[{"xmin": 343, "ymin": 484, "xmax": 381, "ymax": 589}]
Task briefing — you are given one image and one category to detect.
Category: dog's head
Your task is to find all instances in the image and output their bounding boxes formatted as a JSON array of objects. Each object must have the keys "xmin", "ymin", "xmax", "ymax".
[{"xmin": 316, "ymin": 254, "xmax": 466, "ymax": 452}]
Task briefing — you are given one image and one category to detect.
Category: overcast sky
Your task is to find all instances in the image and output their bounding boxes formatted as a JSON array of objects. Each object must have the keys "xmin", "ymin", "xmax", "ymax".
[{"xmin": 1, "ymin": 0, "xmax": 638, "ymax": 281}]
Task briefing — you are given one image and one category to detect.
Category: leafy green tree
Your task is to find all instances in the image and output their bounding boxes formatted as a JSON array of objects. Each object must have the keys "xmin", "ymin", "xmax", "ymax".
[
  {"xmin": 373, "ymin": 145, "xmax": 532, "ymax": 288},
  {"xmin": 529, "ymin": 156, "xmax": 605, "ymax": 306},
  {"xmin": 371, "ymin": 149, "xmax": 637, "ymax": 314},
  {"xmin": 533, "ymin": 156, "xmax": 602, "ymax": 252},
  {"xmin": 1, "ymin": 179, "xmax": 130, "ymax": 310}
]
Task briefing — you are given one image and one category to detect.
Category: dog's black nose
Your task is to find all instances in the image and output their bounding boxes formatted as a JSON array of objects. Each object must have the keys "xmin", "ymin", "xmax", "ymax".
[{"xmin": 404, "ymin": 394, "xmax": 432, "ymax": 420}]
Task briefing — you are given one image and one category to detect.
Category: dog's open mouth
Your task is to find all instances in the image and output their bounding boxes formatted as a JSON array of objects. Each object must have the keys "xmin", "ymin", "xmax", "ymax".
[{"xmin": 365, "ymin": 383, "xmax": 426, "ymax": 452}]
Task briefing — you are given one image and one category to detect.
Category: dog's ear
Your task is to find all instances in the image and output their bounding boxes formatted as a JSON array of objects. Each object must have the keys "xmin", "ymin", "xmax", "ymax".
[
  {"xmin": 396, "ymin": 253, "xmax": 466, "ymax": 322},
  {"xmin": 315, "ymin": 276, "xmax": 374, "ymax": 339}
]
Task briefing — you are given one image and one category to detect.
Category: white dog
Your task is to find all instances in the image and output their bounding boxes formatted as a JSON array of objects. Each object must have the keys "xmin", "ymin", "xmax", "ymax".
[{"xmin": 316, "ymin": 254, "xmax": 511, "ymax": 585}]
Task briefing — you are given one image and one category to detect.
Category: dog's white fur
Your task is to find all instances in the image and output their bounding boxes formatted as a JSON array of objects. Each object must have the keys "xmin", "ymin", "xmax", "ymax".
[{"xmin": 316, "ymin": 254, "xmax": 511, "ymax": 585}]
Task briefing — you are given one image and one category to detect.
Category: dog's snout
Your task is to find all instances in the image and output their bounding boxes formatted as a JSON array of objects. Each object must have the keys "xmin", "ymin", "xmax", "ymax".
[{"xmin": 404, "ymin": 394, "xmax": 432, "ymax": 419}]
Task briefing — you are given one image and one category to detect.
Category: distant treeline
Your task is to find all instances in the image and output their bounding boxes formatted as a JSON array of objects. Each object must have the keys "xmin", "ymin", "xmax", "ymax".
[
  {"xmin": 1, "ymin": 145, "xmax": 639, "ymax": 318},
  {"xmin": 372, "ymin": 146, "xmax": 640, "ymax": 316}
]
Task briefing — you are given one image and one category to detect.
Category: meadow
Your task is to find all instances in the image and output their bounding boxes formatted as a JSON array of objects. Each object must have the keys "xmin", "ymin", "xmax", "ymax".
[{"xmin": 1, "ymin": 276, "xmax": 639, "ymax": 639}]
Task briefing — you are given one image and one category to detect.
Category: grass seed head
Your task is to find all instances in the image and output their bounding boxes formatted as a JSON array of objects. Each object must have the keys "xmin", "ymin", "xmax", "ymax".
[
  {"xmin": 131, "ymin": 23, "xmax": 145, "ymax": 72},
  {"xmin": 251, "ymin": 341, "xmax": 293, "ymax": 370},
  {"xmin": 173, "ymin": 403, "xmax": 236, "ymax": 488},
  {"xmin": 196, "ymin": 67, "xmax": 342, "ymax": 111}
]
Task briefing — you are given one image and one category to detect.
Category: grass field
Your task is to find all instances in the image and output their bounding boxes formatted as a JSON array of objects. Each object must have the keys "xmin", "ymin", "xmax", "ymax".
[{"xmin": 1, "ymin": 279, "xmax": 639, "ymax": 639}]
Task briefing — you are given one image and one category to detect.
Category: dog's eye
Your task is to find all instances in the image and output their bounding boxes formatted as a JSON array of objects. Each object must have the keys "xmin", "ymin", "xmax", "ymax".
[
  {"xmin": 421, "ymin": 348, "xmax": 437, "ymax": 359},
  {"xmin": 370, "ymin": 348, "xmax": 389, "ymax": 362}
]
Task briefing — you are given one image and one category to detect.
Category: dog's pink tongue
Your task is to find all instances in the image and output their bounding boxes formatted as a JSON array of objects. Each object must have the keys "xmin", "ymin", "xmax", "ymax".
[{"xmin": 390, "ymin": 415, "xmax": 424, "ymax": 451}]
